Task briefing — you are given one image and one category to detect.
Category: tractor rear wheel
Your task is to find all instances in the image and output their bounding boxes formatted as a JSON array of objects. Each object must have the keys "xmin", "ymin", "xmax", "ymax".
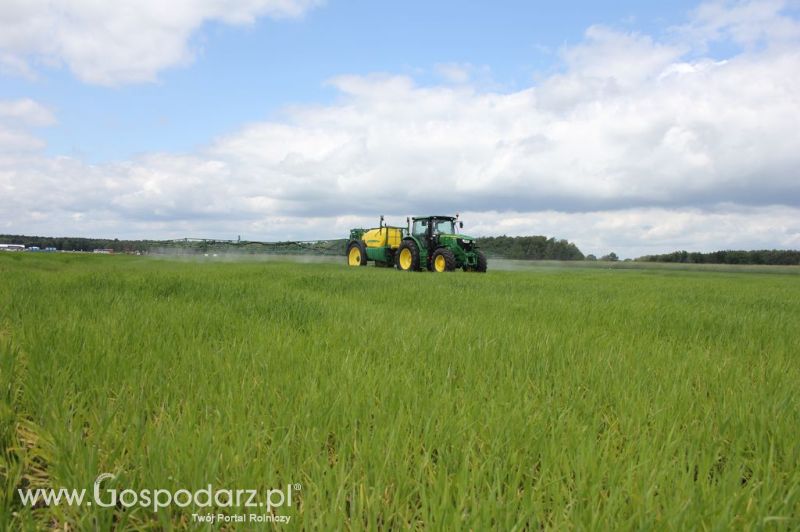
[
  {"xmin": 346, "ymin": 240, "xmax": 368, "ymax": 267},
  {"xmin": 475, "ymin": 250, "xmax": 488, "ymax": 273},
  {"xmin": 431, "ymin": 248, "xmax": 456, "ymax": 272},
  {"xmin": 396, "ymin": 241, "xmax": 420, "ymax": 271}
]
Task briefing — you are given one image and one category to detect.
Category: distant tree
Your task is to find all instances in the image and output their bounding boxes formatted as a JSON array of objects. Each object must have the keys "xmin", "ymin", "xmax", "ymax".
[
  {"xmin": 601, "ymin": 252, "xmax": 619, "ymax": 262},
  {"xmin": 585, "ymin": 254, "xmax": 597, "ymax": 261}
]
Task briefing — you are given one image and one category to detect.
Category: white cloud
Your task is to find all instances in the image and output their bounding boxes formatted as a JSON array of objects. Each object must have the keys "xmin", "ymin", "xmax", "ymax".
[
  {"xmin": 2, "ymin": 0, "xmax": 800, "ymax": 258},
  {"xmin": 561, "ymin": 25, "xmax": 686, "ymax": 87},
  {"xmin": 435, "ymin": 63, "xmax": 472, "ymax": 84},
  {"xmin": 434, "ymin": 62, "xmax": 496, "ymax": 86},
  {"xmin": 0, "ymin": 129, "xmax": 46, "ymax": 152},
  {"xmin": 0, "ymin": 99, "xmax": 55, "ymax": 154},
  {"xmin": 0, "ymin": 98, "xmax": 56, "ymax": 126},
  {"xmin": 0, "ymin": 0, "xmax": 322, "ymax": 85},
  {"xmin": 677, "ymin": 0, "xmax": 800, "ymax": 49}
]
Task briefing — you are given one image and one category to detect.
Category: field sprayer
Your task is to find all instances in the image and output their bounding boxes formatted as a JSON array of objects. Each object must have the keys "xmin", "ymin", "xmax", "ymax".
[
  {"xmin": 346, "ymin": 215, "xmax": 487, "ymax": 272},
  {"xmin": 346, "ymin": 216, "xmax": 406, "ymax": 268}
]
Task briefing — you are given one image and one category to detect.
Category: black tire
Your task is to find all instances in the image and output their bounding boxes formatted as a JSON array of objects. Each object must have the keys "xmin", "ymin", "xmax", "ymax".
[
  {"xmin": 346, "ymin": 240, "xmax": 368, "ymax": 267},
  {"xmin": 396, "ymin": 240, "xmax": 420, "ymax": 271},
  {"xmin": 431, "ymin": 248, "xmax": 456, "ymax": 272},
  {"xmin": 475, "ymin": 250, "xmax": 488, "ymax": 273}
]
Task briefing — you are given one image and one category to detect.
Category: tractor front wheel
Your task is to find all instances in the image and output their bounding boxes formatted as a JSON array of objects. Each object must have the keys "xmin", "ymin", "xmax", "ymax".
[
  {"xmin": 431, "ymin": 248, "xmax": 456, "ymax": 272},
  {"xmin": 346, "ymin": 240, "xmax": 368, "ymax": 267},
  {"xmin": 396, "ymin": 241, "xmax": 420, "ymax": 271},
  {"xmin": 475, "ymin": 250, "xmax": 488, "ymax": 273}
]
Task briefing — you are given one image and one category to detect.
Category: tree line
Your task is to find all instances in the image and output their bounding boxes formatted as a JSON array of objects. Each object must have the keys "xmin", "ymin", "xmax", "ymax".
[
  {"xmin": 476, "ymin": 235, "xmax": 585, "ymax": 260},
  {"xmin": 0, "ymin": 235, "xmax": 152, "ymax": 253},
  {"xmin": 636, "ymin": 249, "xmax": 800, "ymax": 265}
]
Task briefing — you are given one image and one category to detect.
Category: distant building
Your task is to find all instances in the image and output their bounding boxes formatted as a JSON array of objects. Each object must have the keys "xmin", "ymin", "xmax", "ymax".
[
  {"xmin": 44, "ymin": 247, "xmax": 57, "ymax": 252},
  {"xmin": 0, "ymin": 244, "xmax": 25, "ymax": 251},
  {"xmin": 28, "ymin": 246, "xmax": 41, "ymax": 252},
  {"xmin": 93, "ymin": 249, "xmax": 113, "ymax": 254}
]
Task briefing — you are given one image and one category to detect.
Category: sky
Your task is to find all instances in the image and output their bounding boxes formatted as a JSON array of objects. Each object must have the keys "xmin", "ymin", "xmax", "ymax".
[{"xmin": 1, "ymin": 0, "xmax": 799, "ymax": 258}]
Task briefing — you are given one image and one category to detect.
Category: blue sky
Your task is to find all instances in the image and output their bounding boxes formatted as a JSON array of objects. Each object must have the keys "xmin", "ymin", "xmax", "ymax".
[
  {"xmin": 1, "ymin": 0, "xmax": 704, "ymax": 162},
  {"xmin": 1, "ymin": 0, "xmax": 799, "ymax": 257}
]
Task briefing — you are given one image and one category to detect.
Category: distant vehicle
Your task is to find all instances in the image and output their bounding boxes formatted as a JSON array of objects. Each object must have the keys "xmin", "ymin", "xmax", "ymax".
[
  {"xmin": 27, "ymin": 246, "xmax": 41, "ymax": 252},
  {"xmin": 44, "ymin": 247, "xmax": 58, "ymax": 252},
  {"xmin": 93, "ymin": 249, "xmax": 113, "ymax": 254},
  {"xmin": 0, "ymin": 244, "xmax": 25, "ymax": 251}
]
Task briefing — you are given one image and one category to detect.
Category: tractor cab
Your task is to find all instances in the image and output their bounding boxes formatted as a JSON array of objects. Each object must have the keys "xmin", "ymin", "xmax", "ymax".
[{"xmin": 411, "ymin": 216, "xmax": 462, "ymax": 249}]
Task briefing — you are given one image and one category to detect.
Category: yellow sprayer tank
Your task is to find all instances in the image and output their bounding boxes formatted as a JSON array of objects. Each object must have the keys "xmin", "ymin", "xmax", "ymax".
[{"xmin": 362, "ymin": 227, "xmax": 402, "ymax": 249}]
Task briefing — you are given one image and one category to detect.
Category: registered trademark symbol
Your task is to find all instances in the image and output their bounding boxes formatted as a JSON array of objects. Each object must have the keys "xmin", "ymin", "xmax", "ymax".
[{"xmin": 293, "ymin": 483, "xmax": 302, "ymax": 491}]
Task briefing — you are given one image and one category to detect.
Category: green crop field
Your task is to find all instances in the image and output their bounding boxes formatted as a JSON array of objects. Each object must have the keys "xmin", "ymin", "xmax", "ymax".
[{"xmin": 1, "ymin": 253, "xmax": 799, "ymax": 530}]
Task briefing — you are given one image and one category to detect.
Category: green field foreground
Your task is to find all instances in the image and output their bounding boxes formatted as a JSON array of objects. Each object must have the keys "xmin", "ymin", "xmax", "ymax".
[{"xmin": 1, "ymin": 254, "xmax": 799, "ymax": 529}]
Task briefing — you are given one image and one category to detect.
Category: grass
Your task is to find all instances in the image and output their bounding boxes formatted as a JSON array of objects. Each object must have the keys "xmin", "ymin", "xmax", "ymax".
[{"xmin": 1, "ymin": 253, "xmax": 799, "ymax": 529}]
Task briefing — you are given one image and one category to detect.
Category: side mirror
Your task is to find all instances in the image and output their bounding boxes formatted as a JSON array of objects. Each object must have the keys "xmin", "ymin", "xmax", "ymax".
[
  {"xmin": 459, "ymin": 221, "xmax": 463, "ymax": 228},
  {"xmin": 380, "ymin": 215, "xmax": 384, "ymax": 227}
]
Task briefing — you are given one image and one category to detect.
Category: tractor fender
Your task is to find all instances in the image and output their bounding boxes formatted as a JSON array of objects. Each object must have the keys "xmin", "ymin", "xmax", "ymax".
[
  {"xmin": 403, "ymin": 235, "xmax": 429, "ymax": 258},
  {"xmin": 402, "ymin": 235, "xmax": 424, "ymax": 250},
  {"xmin": 346, "ymin": 238, "xmax": 368, "ymax": 251}
]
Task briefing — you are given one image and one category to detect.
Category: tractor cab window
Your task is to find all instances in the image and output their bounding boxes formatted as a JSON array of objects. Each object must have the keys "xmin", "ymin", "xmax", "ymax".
[
  {"xmin": 412, "ymin": 219, "xmax": 427, "ymax": 236},
  {"xmin": 434, "ymin": 219, "xmax": 455, "ymax": 234}
]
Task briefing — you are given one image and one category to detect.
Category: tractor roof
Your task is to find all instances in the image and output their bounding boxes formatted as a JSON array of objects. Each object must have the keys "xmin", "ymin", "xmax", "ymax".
[{"xmin": 411, "ymin": 215, "xmax": 456, "ymax": 220}]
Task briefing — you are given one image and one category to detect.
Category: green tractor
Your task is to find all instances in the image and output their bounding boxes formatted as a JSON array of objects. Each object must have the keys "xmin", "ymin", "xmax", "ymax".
[
  {"xmin": 346, "ymin": 215, "xmax": 487, "ymax": 273},
  {"xmin": 396, "ymin": 215, "xmax": 487, "ymax": 273}
]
